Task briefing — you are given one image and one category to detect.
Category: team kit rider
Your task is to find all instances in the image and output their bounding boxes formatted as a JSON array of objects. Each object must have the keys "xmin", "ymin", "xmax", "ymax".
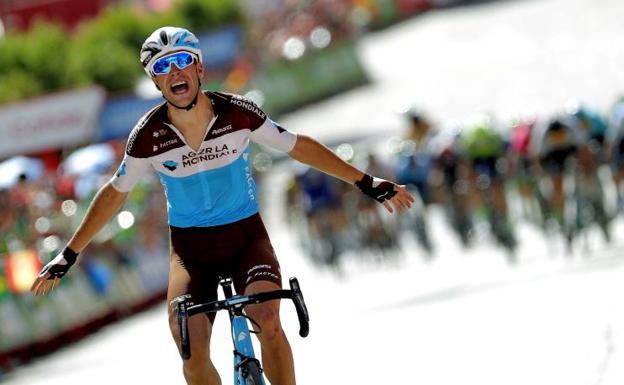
[{"xmin": 30, "ymin": 27, "xmax": 414, "ymax": 385}]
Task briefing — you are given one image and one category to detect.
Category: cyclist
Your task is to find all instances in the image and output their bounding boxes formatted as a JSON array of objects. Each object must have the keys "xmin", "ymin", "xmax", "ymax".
[
  {"xmin": 459, "ymin": 114, "xmax": 516, "ymax": 252},
  {"xmin": 293, "ymin": 164, "xmax": 348, "ymax": 267},
  {"xmin": 355, "ymin": 152, "xmax": 401, "ymax": 257},
  {"xmin": 563, "ymin": 105, "xmax": 612, "ymax": 244},
  {"xmin": 394, "ymin": 107, "xmax": 436, "ymax": 206},
  {"xmin": 565, "ymin": 103, "xmax": 609, "ymax": 178},
  {"xmin": 429, "ymin": 123, "xmax": 474, "ymax": 246},
  {"xmin": 567, "ymin": 103, "xmax": 609, "ymax": 155},
  {"xmin": 30, "ymin": 27, "xmax": 414, "ymax": 385},
  {"xmin": 393, "ymin": 108, "xmax": 437, "ymax": 252},
  {"xmin": 530, "ymin": 115, "xmax": 582, "ymax": 235},
  {"xmin": 606, "ymin": 96, "xmax": 624, "ymax": 211},
  {"xmin": 508, "ymin": 116, "xmax": 545, "ymax": 223}
]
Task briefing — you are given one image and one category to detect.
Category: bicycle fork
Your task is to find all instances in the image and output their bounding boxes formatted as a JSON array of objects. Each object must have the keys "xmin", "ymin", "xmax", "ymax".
[
  {"xmin": 221, "ymin": 278, "xmax": 264, "ymax": 385},
  {"xmin": 232, "ymin": 316, "xmax": 264, "ymax": 385}
]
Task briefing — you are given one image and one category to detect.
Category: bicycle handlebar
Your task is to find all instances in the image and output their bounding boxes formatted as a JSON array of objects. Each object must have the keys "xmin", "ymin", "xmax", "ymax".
[
  {"xmin": 288, "ymin": 277, "xmax": 310, "ymax": 338},
  {"xmin": 174, "ymin": 277, "xmax": 310, "ymax": 360}
]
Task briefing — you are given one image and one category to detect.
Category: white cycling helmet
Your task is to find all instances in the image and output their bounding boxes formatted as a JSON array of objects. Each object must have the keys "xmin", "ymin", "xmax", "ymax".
[{"xmin": 140, "ymin": 26, "xmax": 203, "ymax": 77}]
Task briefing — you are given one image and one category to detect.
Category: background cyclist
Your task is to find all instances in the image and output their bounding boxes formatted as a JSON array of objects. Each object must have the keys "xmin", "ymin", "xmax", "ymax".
[
  {"xmin": 459, "ymin": 114, "xmax": 516, "ymax": 251},
  {"xmin": 530, "ymin": 115, "xmax": 582, "ymax": 240},
  {"xmin": 606, "ymin": 96, "xmax": 624, "ymax": 211}
]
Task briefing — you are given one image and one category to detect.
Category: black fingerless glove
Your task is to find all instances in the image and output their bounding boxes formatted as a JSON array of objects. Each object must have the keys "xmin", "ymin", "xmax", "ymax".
[
  {"xmin": 39, "ymin": 246, "xmax": 79, "ymax": 280},
  {"xmin": 355, "ymin": 174, "xmax": 398, "ymax": 203}
]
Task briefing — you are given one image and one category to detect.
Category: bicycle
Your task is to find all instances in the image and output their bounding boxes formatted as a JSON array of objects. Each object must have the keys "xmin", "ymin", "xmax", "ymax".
[{"xmin": 171, "ymin": 277, "xmax": 310, "ymax": 385}]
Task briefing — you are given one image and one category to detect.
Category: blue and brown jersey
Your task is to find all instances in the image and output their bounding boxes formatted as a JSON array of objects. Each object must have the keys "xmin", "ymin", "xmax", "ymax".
[{"xmin": 110, "ymin": 91, "xmax": 297, "ymax": 227}]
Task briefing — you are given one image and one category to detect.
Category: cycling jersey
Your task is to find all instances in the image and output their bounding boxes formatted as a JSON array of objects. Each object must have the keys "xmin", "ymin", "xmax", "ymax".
[
  {"xmin": 296, "ymin": 167, "xmax": 341, "ymax": 215},
  {"xmin": 394, "ymin": 134, "xmax": 437, "ymax": 204},
  {"xmin": 510, "ymin": 120, "xmax": 535, "ymax": 156},
  {"xmin": 607, "ymin": 101, "xmax": 624, "ymax": 146},
  {"xmin": 111, "ymin": 91, "xmax": 297, "ymax": 227},
  {"xmin": 460, "ymin": 125, "xmax": 504, "ymax": 160},
  {"xmin": 530, "ymin": 116, "xmax": 582, "ymax": 158},
  {"xmin": 572, "ymin": 108, "xmax": 608, "ymax": 144},
  {"xmin": 606, "ymin": 102, "xmax": 624, "ymax": 165}
]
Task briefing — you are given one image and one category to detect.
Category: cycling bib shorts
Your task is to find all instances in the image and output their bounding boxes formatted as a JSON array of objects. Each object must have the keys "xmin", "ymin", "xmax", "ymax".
[{"xmin": 170, "ymin": 213, "xmax": 282, "ymax": 322}]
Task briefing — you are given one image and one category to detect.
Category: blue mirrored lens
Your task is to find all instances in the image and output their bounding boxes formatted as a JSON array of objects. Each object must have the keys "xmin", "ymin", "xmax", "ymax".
[{"xmin": 152, "ymin": 52, "xmax": 194, "ymax": 75}]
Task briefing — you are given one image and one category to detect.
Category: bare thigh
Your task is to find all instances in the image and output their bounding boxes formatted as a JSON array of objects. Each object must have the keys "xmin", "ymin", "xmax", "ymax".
[
  {"xmin": 167, "ymin": 254, "xmax": 213, "ymax": 359},
  {"xmin": 244, "ymin": 280, "xmax": 283, "ymax": 336}
]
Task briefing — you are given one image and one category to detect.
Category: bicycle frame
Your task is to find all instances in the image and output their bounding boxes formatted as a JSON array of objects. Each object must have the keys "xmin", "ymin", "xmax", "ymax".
[
  {"xmin": 223, "ymin": 278, "xmax": 263, "ymax": 385},
  {"xmin": 173, "ymin": 277, "xmax": 309, "ymax": 385}
]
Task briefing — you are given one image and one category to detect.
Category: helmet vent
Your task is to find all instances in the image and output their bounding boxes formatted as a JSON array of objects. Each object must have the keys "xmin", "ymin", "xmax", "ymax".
[{"xmin": 160, "ymin": 30, "xmax": 169, "ymax": 45}]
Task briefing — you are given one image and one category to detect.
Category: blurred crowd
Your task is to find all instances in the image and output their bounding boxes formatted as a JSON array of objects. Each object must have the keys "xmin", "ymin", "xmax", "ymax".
[
  {"xmin": 0, "ymin": 141, "xmax": 168, "ymax": 260},
  {"xmin": 244, "ymin": 0, "xmax": 447, "ymax": 63},
  {"xmin": 0, "ymin": 139, "xmax": 171, "ymax": 366},
  {"xmin": 247, "ymin": 0, "xmax": 363, "ymax": 62}
]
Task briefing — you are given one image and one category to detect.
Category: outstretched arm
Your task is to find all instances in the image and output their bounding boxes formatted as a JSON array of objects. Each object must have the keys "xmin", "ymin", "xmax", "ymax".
[
  {"xmin": 31, "ymin": 181, "xmax": 128, "ymax": 296},
  {"xmin": 66, "ymin": 181, "xmax": 128, "ymax": 252},
  {"xmin": 288, "ymin": 134, "xmax": 414, "ymax": 213}
]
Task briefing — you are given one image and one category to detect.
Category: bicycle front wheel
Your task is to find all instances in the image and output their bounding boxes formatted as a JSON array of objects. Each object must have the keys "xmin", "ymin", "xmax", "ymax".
[{"xmin": 243, "ymin": 360, "xmax": 264, "ymax": 385}]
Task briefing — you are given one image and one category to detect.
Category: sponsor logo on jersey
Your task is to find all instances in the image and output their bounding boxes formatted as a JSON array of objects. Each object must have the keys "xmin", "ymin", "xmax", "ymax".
[
  {"xmin": 211, "ymin": 124, "xmax": 233, "ymax": 135},
  {"xmin": 159, "ymin": 139, "xmax": 179, "ymax": 149},
  {"xmin": 126, "ymin": 127, "xmax": 140, "ymax": 154},
  {"xmin": 153, "ymin": 145, "xmax": 158, "ymax": 152},
  {"xmin": 244, "ymin": 163, "xmax": 255, "ymax": 201},
  {"xmin": 153, "ymin": 129, "xmax": 167, "ymax": 137},
  {"xmin": 230, "ymin": 97, "xmax": 266, "ymax": 119},
  {"xmin": 163, "ymin": 160, "xmax": 178, "ymax": 171},
  {"xmin": 116, "ymin": 162, "xmax": 127, "ymax": 177},
  {"xmin": 245, "ymin": 264, "xmax": 278, "ymax": 284},
  {"xmin": 181, "ymin": 144, "xmax": 237, "ymax": 167}
]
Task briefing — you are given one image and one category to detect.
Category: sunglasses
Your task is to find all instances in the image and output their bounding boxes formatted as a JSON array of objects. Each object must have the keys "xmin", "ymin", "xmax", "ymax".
[{"xmin": 152, "ymin": 51, "xmax": 196, "ymax": 75}]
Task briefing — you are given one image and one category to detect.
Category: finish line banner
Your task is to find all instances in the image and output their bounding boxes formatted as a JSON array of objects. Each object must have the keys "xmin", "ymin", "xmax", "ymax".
[{"xmin": 0, "ymin": 86, "xmax": 105, "ymax": 158}]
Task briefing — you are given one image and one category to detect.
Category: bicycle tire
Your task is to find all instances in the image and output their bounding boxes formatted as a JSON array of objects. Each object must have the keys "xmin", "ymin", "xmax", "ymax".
[{"xmin": 243, "ymin": 360, "xmax": 264, "ymax": 385}]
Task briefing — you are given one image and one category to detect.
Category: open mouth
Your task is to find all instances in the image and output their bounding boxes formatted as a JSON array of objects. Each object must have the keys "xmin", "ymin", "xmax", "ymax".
[{"xmin": 170, "ymin": 81, "xmax": 189, "ymax": 95}]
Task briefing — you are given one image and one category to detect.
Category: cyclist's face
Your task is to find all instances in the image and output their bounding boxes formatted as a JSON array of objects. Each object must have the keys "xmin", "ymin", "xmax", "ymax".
[{"xmin": 152, "ymin": 58, "xmax": 203, "ymax": 105}]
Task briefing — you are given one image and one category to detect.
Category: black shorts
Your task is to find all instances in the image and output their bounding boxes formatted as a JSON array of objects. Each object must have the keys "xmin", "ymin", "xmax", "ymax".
[
  {"xmin": 611, "ymin": 138, "xmax": 624, "ymax": 169},
  {"xmin": 540, "ymin": 146, "xmax": 577, "ymax": 175},
  {"xmin": 169, "ymin": 213, "xmax": 282, "ymax": 320},
  {"xmin": 472, "ymin": 156, "xmax": 500, "ymax": 179}
]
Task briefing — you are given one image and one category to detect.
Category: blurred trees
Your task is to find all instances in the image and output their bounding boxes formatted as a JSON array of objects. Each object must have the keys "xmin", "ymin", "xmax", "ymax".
[
  {"xmin": 0, "ymin": 0, "xmax": 243, "ymax": 103},
  {"xmin": 0, "ymin": 21, "xmax": 71, "ymax": 102}
]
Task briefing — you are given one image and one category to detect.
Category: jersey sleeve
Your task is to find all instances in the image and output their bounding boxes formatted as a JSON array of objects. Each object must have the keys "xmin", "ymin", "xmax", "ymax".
[
  {"xmin": 110, "ymin": 154, "xmax": 151, "ymax": 193},
  {"xmin": 223, "ymin": 93, "xmax": 298, "ymax": 153},
  {"xmin": 529, "ymin": 120, "xmax": 547, "ymax": 157},
  {"xmin": 110, "ymin": 123, "xmax": 152, "ymax": 193},
  {"xmin": 607, "ymin": 107, "xmax": 624, "ymax": 142},
  {"xmin": 250, "ymin": 119, "xmax": 298, "ymax": 153}
]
